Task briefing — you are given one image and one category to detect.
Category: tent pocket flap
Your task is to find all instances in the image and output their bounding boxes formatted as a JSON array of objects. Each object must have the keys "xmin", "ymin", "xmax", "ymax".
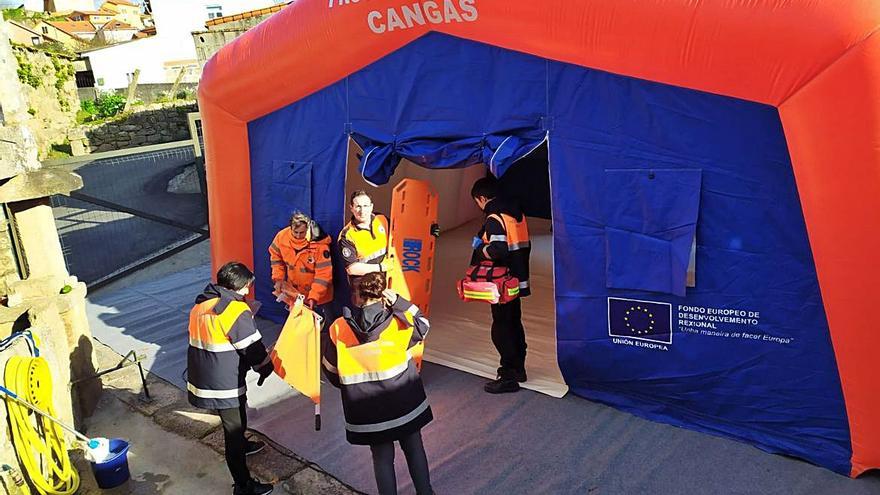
[{"xmin": 604, "ymin": 169, "xmax": 701, "ymax": 296}]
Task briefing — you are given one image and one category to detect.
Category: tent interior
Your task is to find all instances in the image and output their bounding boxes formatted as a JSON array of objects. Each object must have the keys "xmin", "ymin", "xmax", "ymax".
[{"xmin": 344, "ymin": 138, "xmax": 568, "ymax": 397}]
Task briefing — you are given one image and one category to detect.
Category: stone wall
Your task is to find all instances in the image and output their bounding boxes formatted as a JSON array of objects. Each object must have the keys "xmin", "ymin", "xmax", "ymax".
[
  {"xmin": 81, "ymin": 102, "xmax": 197, "ymax": 152},
  {"xmin": 193, "ymin": 8, "xmax": 280, "ymax": 67},
  {"xmin": 193, "ymin": 29, "xmax": 246, "ymax": 68},
  {"xmin": 9, "ymin": 44, "xmax": 80, "ymax": 159},
  {"xmin": 0, "ymin": 20, "xmax": 99, "ymax": 481}
]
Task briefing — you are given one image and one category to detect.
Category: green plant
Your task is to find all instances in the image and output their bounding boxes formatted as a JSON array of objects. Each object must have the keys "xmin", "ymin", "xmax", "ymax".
[
  {"xmin": 80, "ymin": 99, "xmax": 97, "ymax": 114},
  {"xmin": 27, "ymin": 107, "xmax": 36, "ymax": 116},
  {"xmin": 94, "ymin": 93, "xmax": 126, "ymax": 118},
  {"xmin": 51, "ymin": 55, "xmax": 75, "ymax": 91},
  {"xmin": 2, "ymin": 8, "xmax": 48, "ymax": 22},
  {"xmin": 34, "ymin": 41, "xmax": 74, "ymax": 57},
  {"xmin": 13, "ymin": 52, "xmax": 41, "ymax": 88},
  {"xmin": 2, "ymin": 8, "xmax": 26, "ymax": 21},
  {"xmin": 77, "ymin": 99, "xmax": 98, "ymax": 124},
  {"xmin": 46, "ymin": 144, "xmax": 72, "ymax": 159}
]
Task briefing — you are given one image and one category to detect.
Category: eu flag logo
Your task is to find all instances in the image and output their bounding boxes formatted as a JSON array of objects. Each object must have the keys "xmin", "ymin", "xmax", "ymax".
[{"xmin": 608, "ymin": 297, "xmax": 673, "ymax": 344}]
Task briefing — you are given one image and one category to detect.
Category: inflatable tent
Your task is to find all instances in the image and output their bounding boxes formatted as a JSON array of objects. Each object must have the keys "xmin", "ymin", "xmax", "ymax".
[{"xmin": 198, "ymin": 0, "xmax": 880, "ymax": 476}]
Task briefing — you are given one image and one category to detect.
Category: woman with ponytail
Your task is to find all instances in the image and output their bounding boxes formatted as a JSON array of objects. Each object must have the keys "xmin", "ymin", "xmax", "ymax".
[{"xmin": 322, "ymin": 272, "xmax": 433, "ymax": 495}]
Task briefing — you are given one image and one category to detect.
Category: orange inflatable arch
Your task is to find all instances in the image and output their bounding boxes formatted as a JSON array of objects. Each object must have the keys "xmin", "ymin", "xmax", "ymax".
[{"xmin": 199, "ymin": 0, "xmax": 880, "ymax": 476}]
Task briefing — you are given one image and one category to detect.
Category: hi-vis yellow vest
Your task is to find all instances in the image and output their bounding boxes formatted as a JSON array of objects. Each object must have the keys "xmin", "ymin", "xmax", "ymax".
[
  {"xmin": 481, "ymin": 213, "xmax": 530, "ymax": 252},
  {"xmin": 330, "ymin": 315, "xmax": 423, "ymax": 385},
  {"xmin": 340, "ymin": 215, "xmax": 389, "ymax": 265}
]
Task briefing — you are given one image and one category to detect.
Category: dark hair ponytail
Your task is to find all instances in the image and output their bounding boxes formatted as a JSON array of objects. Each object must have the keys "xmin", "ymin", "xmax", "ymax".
[{"xmin": 357, "ymin": 272, "xmax": 386, "ymax": 301}]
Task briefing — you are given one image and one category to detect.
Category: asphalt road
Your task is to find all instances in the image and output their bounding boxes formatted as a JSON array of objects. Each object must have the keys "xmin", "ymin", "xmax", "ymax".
[{"xmin": 51, "ymin": 147, "xmax": 206, "ymax": 285}]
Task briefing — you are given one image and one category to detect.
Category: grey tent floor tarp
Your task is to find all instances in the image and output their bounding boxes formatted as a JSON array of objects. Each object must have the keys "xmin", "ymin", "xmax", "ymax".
[{"xmin": 86, "ymin": 265, "xmax": 880, "ymax": 494}]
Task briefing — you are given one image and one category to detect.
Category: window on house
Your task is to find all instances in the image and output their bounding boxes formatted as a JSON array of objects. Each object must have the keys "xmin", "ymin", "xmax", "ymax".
[
  {"xmin": 42, "ymin": 26, "xmax": 49, "ymax": 34},
  {"xmin": 206, "ymin": 5, "xmax": 223, "ymax": 19},
  {"xmin": 31, "ymin": 36, "xmax": 40, "ymax": 45}
]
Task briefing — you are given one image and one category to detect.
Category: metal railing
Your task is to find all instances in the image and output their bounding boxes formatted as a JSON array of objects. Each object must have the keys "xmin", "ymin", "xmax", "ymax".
[{"xmin": 46, "ymin": 139, "xmax": 209, "ymax": 289}]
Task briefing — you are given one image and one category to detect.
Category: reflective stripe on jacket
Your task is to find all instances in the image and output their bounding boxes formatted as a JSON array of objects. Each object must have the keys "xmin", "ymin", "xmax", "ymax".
[
  {"xmin": 338, "ymin": 214, "xmax": 389, "ymax": 267},
  {"xmin": 322, "ymin": 296, "xmax": 432, "ymax": 445},
  {"xmin": 269, "ymin": 227, "xmax": 334, "ymax": 304},
  {"xmin": 481, "ymin": 212, "xmax": 532, "ymax": 297},
  {"xmin": 186, "ymin": 284, "xmax": 269, "ymax": 410}
]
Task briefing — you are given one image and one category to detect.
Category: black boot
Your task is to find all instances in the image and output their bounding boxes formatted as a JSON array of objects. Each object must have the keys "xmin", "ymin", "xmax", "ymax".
[
  {"xmin": 497, "ymin": 367, "xmax": 527, "ymax": 383},
  {"xmin": 233, "ymin": 478, "xmax": 273, "ymax": 495},
  {"xmin": 484, "ymin": 377, "xmax": 520, "ymax": 394}
]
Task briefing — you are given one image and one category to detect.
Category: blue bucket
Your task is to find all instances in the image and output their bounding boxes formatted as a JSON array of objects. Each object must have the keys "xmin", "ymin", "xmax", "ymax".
[{"xmin": 89, "ymin": 438, "xmax": 131, "ymax": 489}]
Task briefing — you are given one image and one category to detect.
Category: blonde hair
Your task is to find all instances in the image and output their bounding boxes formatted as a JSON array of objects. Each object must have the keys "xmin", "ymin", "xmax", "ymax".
[{"xmin": 289, "ymin": 211, "xmax": 311, "ymax": 229}]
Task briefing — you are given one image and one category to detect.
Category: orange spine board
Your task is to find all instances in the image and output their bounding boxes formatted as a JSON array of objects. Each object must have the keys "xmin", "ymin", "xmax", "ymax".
[{"xmin": 389, "ymin": 179, "xmax": 439, "ymax": 316}]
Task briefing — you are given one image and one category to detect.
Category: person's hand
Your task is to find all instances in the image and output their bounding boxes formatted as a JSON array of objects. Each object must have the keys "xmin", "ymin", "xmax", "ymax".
[
  {"xmin": 305, "ymin": 298, "xmax": 317, "ymax": 309},
  {"xmin": 472, "ymin": 236, "xmax": 484, "ymax": 250},
  {"xmin": 430, "ymin": 223, "xmax": 441, "ymax": 237},
  {"xmin": 256, "ymin": 363, "xmax": 273, "ymax": 386},
  {"xmin": 382, "ymin": 289, "xmax": 398, "ymax": 307},
  {"xmin": 273, "ymin": 280, "xmax": 282, "ymax": 294}
]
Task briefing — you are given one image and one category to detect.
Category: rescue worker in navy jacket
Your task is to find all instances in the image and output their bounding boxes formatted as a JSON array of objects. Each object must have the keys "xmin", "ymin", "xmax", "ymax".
[
  {"xmin": 322, "ymin": 272, "xmax": 433, "ymax": 495},
  {"xmin": 470, "ymin": 176, "xmax": 531, "ymax": 394},
  {"xmin": 187, "ymin": 261, "xmax": 274, "ymax": 495},
  {"xmin": 338, "ymin": 190, "xmax": 394, "ymax": 301}
]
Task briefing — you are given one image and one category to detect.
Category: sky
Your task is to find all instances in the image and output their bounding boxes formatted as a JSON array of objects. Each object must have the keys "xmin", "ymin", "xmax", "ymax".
[{"xmin": 0, "ymin": 1, "xmax": 145, "ymax": 8}]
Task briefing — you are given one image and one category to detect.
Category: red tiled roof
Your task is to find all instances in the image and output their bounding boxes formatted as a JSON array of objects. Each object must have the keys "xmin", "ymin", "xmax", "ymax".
[
  {"xmin": 49, "ymin": 20, "xmax": 97, "ymax": 34},
  {"xmin": 101, "ymin": 19, "xmax": 135, "ymax": 31},
  {"xmin": 204, "ymin": 3, "xmax": 289, "ymax": 28},
  {"xmin": 69, "ymin": 10, "xmax": 115, "ymax": 16}
]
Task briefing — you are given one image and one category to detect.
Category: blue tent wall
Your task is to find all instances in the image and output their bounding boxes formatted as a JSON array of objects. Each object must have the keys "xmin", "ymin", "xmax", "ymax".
[{"xmin": 246, "ymin": 33, "xmax": 851, "ymax": 473}]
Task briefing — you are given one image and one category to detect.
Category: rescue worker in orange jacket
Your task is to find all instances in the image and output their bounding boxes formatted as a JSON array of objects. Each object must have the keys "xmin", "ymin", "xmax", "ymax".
[
  {"xmin": 337, "ymin": 191, "xmax": 394, "ymax": 302},
  {"xmin": 322, "ymin": 272, "xmax": 433, "ymax": 495},
  {"xmin": 186, "ymin": 261, "xmax": 274, "ymax": 495},
  {"xmin": 470, "ymin": 176, "xmax": 531, "ymax": 394},
  {"xmin": 269, "ymin": 212, "xmax": 333, "ymax": 314}
]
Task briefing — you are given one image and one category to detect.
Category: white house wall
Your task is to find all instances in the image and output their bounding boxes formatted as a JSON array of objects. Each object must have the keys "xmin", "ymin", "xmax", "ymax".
[
  {"xmin": 87, "ymin": 0, "xmax": 280, "ymax": 89},
  {"xmin": 87, "ymin": 36, "xmax": 166, "ymax": 89}
]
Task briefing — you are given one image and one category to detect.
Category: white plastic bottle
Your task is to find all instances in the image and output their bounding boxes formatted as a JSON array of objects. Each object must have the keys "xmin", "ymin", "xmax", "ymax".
[{"xmin": 85, "ymin": 437, "xmax": 110, "ymax": 463}]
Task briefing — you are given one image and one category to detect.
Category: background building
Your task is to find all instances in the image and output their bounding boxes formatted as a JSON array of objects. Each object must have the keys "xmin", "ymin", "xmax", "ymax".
[
  {"xmin": 47, "ymin": 20, "xmax": 96, "ymax": 41},
  {"xmin": 100, "ymin": 0, "xmax": 144, "ymax": 29},
  {"xmin": 192, "ymin": 3, "xmax": 287, "ymax": 68},
  {"xmin": 94, "ymin": 19, "xmax": 137, "ymax": 43},
  {"xmin": 43, "ymin": 0, "xmax": 94, "ymax": 13},
  {"xmin": 80, "ymin": 0, "xmax": 282, "ymax": 90}
]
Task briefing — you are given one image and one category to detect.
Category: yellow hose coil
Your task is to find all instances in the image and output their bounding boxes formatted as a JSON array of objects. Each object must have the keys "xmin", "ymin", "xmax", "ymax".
[{"xmin": 4, "ymin": 356, "xmax": 79, "ymax": 495}]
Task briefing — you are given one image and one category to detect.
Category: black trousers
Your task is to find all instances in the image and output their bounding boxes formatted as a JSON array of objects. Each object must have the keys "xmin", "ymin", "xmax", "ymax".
[
  {"xmin": 490, "ymin": 297, "xmax": 527, "ymax": 377},
  {"xmin": 218, "ymin": 401, "xmax": 250, "ymax": 485},
  {"xmin": 370, "ymin": 430, "xmax": 432, "ymax": 495}
]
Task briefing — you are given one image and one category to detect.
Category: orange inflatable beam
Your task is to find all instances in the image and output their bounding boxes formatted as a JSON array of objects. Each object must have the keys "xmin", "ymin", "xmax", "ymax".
[
  {"xmin": 779, "ymin": 32, "xmax": 880, "ymax": 477},
  {"xmin": 199, "ymin": 0, "xmax": 880, "ymax": 474}
]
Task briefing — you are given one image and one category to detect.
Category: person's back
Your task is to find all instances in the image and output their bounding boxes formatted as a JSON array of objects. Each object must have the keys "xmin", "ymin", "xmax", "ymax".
[
  {"xmin": 322, "ymin": 272, "xmax": 433, "ymax": 495},
  {"xmin": 470, "ymin": 176, "xmax": 532, "ymax": 394},
  {"xmin": 186, "ymin": 262, "xmax": 274, "ymax": 495},
  {"xmin": 471, "ymin": 196, "xmax": 531, "ymax": 297}
]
